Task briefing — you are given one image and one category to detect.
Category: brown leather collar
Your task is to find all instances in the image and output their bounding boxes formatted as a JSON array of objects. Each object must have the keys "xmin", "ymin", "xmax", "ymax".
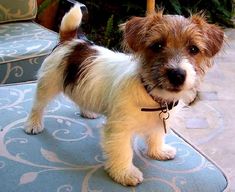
[{"xmin": 141, "ymin": 100, "xmax": 179, "ymax": 112}]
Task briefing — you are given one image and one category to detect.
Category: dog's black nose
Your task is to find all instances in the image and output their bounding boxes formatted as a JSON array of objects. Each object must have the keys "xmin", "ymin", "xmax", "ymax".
[{"xmin": 167, "ymin": 68, "xmax": 186, "ymax": 86}]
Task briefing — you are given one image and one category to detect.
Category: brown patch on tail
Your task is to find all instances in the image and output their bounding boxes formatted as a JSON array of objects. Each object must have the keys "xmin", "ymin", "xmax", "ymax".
[
  {"xmin": 59, "ymin": 3, "xmax": 83, "ymax": 43},
  {"xmin": 59, "ymin": 29, "xmax": 77, "ymax": 43}
]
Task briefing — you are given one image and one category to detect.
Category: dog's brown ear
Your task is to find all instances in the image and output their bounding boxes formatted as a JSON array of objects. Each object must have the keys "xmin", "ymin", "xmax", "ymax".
[
  {"xmin": 122, "ymin": 12, "xmax": 163, "ymax": 52},
  {"xmin": 203, "ymin": 24, "xmax": 224, "ymax": 57},
  {"xmin": 122, "ymin": 17, "xmax": 147, "ymax": 52},
  {"xmin": 192, "ymin": 15, "xmax": 224, "ymax": 57}
]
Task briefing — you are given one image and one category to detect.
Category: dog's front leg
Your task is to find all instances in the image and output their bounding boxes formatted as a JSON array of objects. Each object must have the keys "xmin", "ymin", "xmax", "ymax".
[
  {"xmin": 102, "ymin": 122, "xmax": 143, "ymax": 186},
  {"xmin": 145, "ymin": 127, "xmax": 176, "ymax": 160}
]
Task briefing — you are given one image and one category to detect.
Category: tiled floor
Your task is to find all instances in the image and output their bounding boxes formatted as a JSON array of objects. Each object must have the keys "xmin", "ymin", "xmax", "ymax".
[{"xmin": 173, "ymin": 28, "xmax": 235, "ymax": 191}]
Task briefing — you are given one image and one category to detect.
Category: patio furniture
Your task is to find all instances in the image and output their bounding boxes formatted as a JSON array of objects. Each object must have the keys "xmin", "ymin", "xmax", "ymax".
[
  {"xmin": 0, "ymin": 0, "xmax": 58, "ymax": 84},
  {"xmin": 0, "ymin": 82, "xmax": 228, "ymax": 192}
]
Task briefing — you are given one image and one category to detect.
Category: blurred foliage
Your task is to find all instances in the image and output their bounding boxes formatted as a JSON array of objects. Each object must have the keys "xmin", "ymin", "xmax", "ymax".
[
  {"xmin": 159, "ymin": 0, "xmax": 234, "ymax": 27},
  {"xmin": 38, "ymin": 0, "xmax": 60, "ymax": 14},
  {"xmin": 76, "ymin": 0, "xmax": 234, "ymax": 49}
]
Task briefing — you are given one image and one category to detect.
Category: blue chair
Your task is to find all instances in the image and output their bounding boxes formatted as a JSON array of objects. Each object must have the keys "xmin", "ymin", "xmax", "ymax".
[
  {"xmin": 0, "ymin": 0, "xmax": 58, "ymax": 84},
  {"xmin": 0, "ymin": 82, "xmax": 228, "ymax": 191}
]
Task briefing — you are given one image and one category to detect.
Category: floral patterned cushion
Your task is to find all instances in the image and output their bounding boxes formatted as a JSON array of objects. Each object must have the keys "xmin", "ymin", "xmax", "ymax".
[
  {"xmin": 0, "ymin": 0, "xmax": 37, "ymax": 23},
  {"xmin": 0, "ymin": 22, "xmax": 58, "ymax": 84},
  {"xmin": 0, "ymin": 82, "xmax": 228, "ymax": 192}
]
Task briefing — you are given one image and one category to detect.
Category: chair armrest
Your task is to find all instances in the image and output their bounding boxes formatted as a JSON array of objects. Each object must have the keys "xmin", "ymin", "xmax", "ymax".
[{"xmin": 0, "ymin": 0, "xmax": 37, "ymax": 23}]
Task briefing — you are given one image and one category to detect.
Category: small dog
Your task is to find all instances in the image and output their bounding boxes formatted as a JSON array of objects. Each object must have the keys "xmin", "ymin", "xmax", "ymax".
[{"xmin": 25, "ymin": 4, "xmax": 224, "ymax": 186}]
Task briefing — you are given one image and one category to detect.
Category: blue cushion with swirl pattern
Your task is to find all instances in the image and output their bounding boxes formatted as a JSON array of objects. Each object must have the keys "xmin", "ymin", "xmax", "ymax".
[
  {"xmin": 0, "ymin": 82, "xmax": 228, "ymax": 192},
  {"xmin": 0, "ymin": 0, "xmax": 37, "ymax": 23},
  {"xmin": 0, "ymin": 22, "xmax": 58, "ymax": 84}
]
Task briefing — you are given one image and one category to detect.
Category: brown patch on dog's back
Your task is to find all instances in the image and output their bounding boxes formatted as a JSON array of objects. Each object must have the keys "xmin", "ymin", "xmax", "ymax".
[{"xmin": 63, "ymin": 41, "xmax": 97, "ymax": 89}]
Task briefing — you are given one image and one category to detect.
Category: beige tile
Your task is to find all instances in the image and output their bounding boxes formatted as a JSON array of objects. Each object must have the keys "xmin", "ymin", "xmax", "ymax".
[{"xmin": 173, "ymin": 28, "xmax": 235, "ymax": 191}]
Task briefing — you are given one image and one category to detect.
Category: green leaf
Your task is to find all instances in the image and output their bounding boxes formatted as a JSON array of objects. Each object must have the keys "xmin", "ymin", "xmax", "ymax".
[{"xmin": 170, "ymin": 0, "xmax": 182, "ymax": 14}]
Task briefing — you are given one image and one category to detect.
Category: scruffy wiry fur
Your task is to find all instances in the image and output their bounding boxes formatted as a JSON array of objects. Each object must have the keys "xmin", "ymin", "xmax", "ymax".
[{"xmin": 25, "ymin": 4, "xmax": 224, "ymax": 186}]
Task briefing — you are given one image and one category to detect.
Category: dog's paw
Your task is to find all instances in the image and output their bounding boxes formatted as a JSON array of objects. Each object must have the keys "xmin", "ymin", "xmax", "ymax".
[
  {"xmin": 148, "ymin": 144, "xmax": 176, "ymax": 161},
  {"xmin": 106, "ymin": 165, "xmax": 143, "ymax": 186},
  {"xmin": 24, "ymin": 120, "xmax": 43, "ymax": 135},
  {"xmin": 80, "ymin": 110, "xmax": 99, "ymax": 119}
]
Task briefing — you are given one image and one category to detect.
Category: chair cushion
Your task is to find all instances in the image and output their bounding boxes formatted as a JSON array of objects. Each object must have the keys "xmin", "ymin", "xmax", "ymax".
[
  {"xmin": 0, "ymin": 82, "xmax": 228, "ymax": 192},
  {"xmin": 0, "ymin": 0, "xmax": 37, "ymax": 23},
  {"xmin": 0, "ymin": 22, "xmax": 58, "ymax": 84}
]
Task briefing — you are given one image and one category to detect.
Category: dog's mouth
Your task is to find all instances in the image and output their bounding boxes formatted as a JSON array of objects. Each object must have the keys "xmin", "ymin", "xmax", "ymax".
[
  {"xmin": 141, "ymin": 64, "xmax": 196, "ymax": 101},
  {"xmin": 142, "ymin": 76, "xmax": 185, "ymax": 94},
  {"xmin": 165, "ymin": 87, "xmax": 182, "ymax": 93},
  {"xmin": 147, "ymin": 67, "xmax": 188, "ymax": 93},
  {"xmin": 153, "ymin": 83, "xmax": 184, "ymax": 95},
  {"xmin": 150, "ymin": 78, "xmax": 185, "ymax": 93}
]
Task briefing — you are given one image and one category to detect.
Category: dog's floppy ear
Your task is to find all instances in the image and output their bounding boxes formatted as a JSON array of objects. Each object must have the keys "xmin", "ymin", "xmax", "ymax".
[
  {"xmin": 122, "ymin": 17, "xmax": 147, "ymax": 52},
  {"xmin": 122, "ymin": 12, "xmax": 163, "ymax": 52},
  {"xmin": 191, "ymin": 15, "xmax": 224, "ymax": 57}
]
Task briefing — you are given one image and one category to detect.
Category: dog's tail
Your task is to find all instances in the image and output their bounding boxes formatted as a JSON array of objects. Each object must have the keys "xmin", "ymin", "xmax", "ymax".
[{"xmin": 59, "ymin": 3, "xmax": 83, "ymax": 42}]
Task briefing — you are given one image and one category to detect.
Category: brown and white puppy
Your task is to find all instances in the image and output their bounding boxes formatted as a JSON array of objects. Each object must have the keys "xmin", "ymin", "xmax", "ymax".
[{"xmin": 25, "ymin": 4, "xmax": 224, "ymax": 186}]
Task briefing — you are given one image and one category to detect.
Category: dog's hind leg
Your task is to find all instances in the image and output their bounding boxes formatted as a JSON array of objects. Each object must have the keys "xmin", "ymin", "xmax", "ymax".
[
  {"xmin": 80, "ymin": 108, "xmax": 100, "ymax": 119},
  {"xmin": 24, "ymin": 75, "xmax": 61, "ymax": 134}
]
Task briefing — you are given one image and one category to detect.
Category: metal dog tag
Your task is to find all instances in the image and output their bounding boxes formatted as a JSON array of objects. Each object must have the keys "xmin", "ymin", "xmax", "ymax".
[
  {"xmin": 162, "ymin": 117, "xmax": 167, "ymax": 133},
  {"xmin": 159, "ymin": 111, "xmax": 170, "ymax": 134}
]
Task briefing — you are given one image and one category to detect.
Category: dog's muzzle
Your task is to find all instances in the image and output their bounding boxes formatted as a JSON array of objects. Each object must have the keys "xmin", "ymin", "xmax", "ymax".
[{"xmin": 166, "ymin": 68, "xmax": 186, "ymax": 87}]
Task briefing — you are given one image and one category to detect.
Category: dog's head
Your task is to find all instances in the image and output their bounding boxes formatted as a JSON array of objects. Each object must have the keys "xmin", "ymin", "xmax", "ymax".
[{"xmin": 122, "ymin": 12, "xmax": 224, "ymax": 100}]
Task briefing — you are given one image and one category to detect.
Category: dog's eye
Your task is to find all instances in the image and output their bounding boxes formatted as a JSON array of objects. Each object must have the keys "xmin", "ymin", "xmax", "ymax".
[
  {"xmin": 188, "ymin": 45, "xmax": 200, "ymax": 55},
  {"xmin": 149, "ymin": 41, "xmax": 165, "ymax": 52}
]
